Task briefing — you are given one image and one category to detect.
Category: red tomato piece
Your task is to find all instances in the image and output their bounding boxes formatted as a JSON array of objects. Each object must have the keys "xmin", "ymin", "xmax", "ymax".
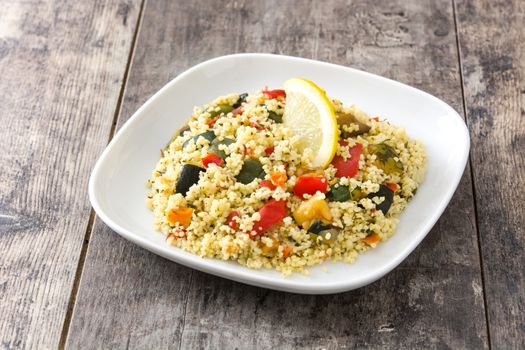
[
  {"xmin": 207, "ymin": 117, "xmax": 219, "ymax": 126},
  {"xmin": 252, "ymin": 199, "xmax": 288, "ymax": 235},
  {"xmin": 264, "ymin": 146, "xmax": 275, "ymax": 155},
  {"xmin": 226, "ymin": 210, "xmax": 240, "ymax": 230},
  {"xmin": 332, "ymin": 143, "xmax": 363, "ymax": 178},
  {"xmin": 386, "ymin": 183, "xmax": 399, "ymax": 192},
  {"xmin": 263, "ymin": 88, "xmax": 286, "ymax": 99},
  {"xmin": 293, "ymin": 176, "xmax": 328, "ymax": 199},
  {"xmin": 202, "ymin": 153, "xmax": 224, "ymax": 168},
  {"xmin": 259, "ymin": 180, "xmax": 276, "ymax": 190}
]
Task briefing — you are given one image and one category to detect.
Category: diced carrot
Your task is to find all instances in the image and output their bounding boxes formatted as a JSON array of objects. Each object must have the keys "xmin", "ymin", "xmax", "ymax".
[
  {"xmin": 282, "ymin": 246, "xmax": 293, "ymax": 259},
  {"xmin": 244, "ymin": 146, "xmax": 253, "ymax": 156},
  {"xmin": 167, "ymin": 207, "xmax": 193, "ymax": 228},
  {"xmin": 260, "ymin": 239, "xmax": 279, "ymax": 254},
  {"xmin": 269, "ymin": 171, "xmax": 287, "ymax": 187},
  {"xmin": 370, "ymin": 117, "xmax": 379, "ymax": 122},
  {"xmin": 363, "ymin": 233, "xmax": 381, "ymax": 245},
  {"xmin": 386, "ymin": 183, "xmax": 399, "ymax": 192}
]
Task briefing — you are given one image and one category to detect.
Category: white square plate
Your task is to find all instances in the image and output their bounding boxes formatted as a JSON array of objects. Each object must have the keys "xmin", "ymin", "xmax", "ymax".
[{"xmin": 89, "ymin": 53, "xmax": 469, "ymax": 294}]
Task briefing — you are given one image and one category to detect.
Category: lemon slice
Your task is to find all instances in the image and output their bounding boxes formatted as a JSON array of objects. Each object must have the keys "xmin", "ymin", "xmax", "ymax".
[{"xmin": 283, "ymin": 78, "xmax": 338, "ymax": 168}]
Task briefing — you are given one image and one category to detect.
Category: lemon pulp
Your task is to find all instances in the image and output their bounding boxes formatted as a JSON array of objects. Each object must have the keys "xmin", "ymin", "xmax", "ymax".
[{"xmin": 283, "ymin": 78, "xmax": 338, "ymax": 168}]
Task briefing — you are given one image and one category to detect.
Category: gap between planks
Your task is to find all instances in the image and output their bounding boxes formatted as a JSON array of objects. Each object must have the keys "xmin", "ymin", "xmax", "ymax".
[
  {"xmin": 451, "ymin": 0, "xmax": 492, "ymax": 348},
  {"xmin": 57, "ymin": 1, "xmax": 147, "ymax": 348}
]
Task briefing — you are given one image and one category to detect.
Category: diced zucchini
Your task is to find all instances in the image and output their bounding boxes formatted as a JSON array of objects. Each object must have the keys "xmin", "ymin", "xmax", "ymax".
[
  {"xmin": 209, "ymin": 104, "xmax": 233, "ymax": 117},
  {"xmin": 165, "ymin": 124, "xmax": 190, "ymax": 149},
  {"xmin": 176, "ymin": 164, "xmax": 205, "ymax": 196},
  {"xmin": 367, "ymin": 184, "xmax": 394, "ymax": 214},
  {"xmin": 351, "ymin": 187, "xmax": 364, "ymax": 201},
  {"xmin": 183, "ymin": 130, "xmax": 216, "ymax": 149},
  {"xmin": 236, "ymin": 159, "xmax": 266, "ymax": 184},
  {"xmin": 327, "ymin": 182, "xmax": 350, "ymax": 202},
  {"xmin": 369, "ymin": 143, "xmax": 404, "ymax": 174},
  {"xmin": 267, "ymin": 111, "xmax": 283, "ymax": 123},
  {"xmin": 308, "ymin": 220, "xmax": 332, "ymax": 234},
  {"xmin": 209, "ymin": 138, "xmax": 235, "ymax": 159},
  {"xmin": 232, "ymin": 93, "xmax": 248, "ymax": 108}
]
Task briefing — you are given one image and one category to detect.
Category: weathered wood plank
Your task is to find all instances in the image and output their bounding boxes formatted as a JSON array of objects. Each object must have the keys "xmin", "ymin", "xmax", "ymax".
[
  {"xmin": 67, "ymin": 0, "xmax": 488, "ymax": 348},
  {"xmin": 0, "ymin": 0, "xmax": 142, "ymax": 348},
  {"xmin": 455, "ymin": 0, "xmax": 525, "ymax": 347}
]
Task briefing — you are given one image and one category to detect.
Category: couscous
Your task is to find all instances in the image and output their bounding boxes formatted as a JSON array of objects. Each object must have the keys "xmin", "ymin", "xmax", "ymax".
[{"xmin": 146, "ymin": 81, "xmax": 426, "ymax": 275}]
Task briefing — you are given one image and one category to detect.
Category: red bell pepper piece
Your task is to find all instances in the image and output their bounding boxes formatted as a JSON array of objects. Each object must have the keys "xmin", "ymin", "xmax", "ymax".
[
  {"xmin": 386, "ymin": 183, "xmax": 399, "ymax": 192},
  {"xmin": 259, "ymin": 180, "xmax": 276, "ymax": 190},
  {"xmin": 202, "ymin": 153, "xmax": 224, "ymax": 168},
  {"xmin": 226, "ymin": 210, "xmax": 240, "ymax": 230},
  {"xmin": 262, "ymin": 88, "xmax": 286, "ymax": 99},
  {"xmin": 331, "ymin": 143, "xmax": 363, "ymax": 178},
  {"xmin": 207, "ymin": 117, "xmax": 219, "ymax": 126},
  {"xmin": 252, "ymin": 199, "xmax": 287, "ymax": 235},
  {"xmin": 293, "ymin": 176, "xmax": 328, "ymax": 199},
  {"xmin": 264, "ymin": 146, "xmax": 275, "ymax": 155}
]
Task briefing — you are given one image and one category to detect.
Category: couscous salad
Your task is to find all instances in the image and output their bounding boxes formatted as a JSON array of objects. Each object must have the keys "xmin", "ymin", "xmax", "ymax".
[{"xmin": 146, "ymin": 78, "xmax": 427, "ymax": 275}]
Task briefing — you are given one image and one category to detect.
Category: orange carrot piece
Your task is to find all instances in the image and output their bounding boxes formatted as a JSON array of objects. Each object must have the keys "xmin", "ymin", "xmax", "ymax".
[
  {"xmin": 167, "ymin": 207, "xmax": 193, "ymax": 228},
  {"xmin": 363, "ymin": 233, "xmax": 381, "ymax": 245},
  {"xmin": 269, "ymin": 171, "xmax": 287, "ymax": 187},
  {"xmin": 282, "ymin": 246, "xmax": 293, "ymax": 259}
]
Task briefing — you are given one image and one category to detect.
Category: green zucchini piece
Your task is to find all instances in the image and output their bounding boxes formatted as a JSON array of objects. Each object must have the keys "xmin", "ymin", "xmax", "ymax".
[
  {"xmin": 267, "ymin": 111, "xmax": 283, "ymax": 123},
  {"xmin": 308, "ymin": 221, "xmax": 339, "ymax": 242},
  {"xmin": 178, "ymin": 124, "xmax": 190, "ymax": 136},
  {"xmin": 232, "ymin": 93, "xmax": 248, "ymax": 108},
  {"xmin": 164, "ymin": 125, "xmax": 191, "ymax": 149},
  {"xmin": 367, "ymin": 184, "xmax": 394, "ymax": 214},
  {"xmin": 209, "ymin": 138, "xmax": 235, "ymax": 159},
  {"xmin": 369, "ymin": 143, "xmax": 404, "ymax": 174},
  {"xmin": 351, "ymin": 187, "xmax": 364, "ymax": 201},
  {"xmin": 327, "ymin": 182, "xmax": 350, "ymax": 202},
  {"xmin": 236, "ymin": 159, "xmax": 266, "ymax": 184},
  {"xmin": 176, "ymin": 164, "xmax": 205, "ymax": 196},
  {"xmin": 183, "ymin": 130, "xmax": 216, "ymax": 149},
  {"xmin": 307, "ymin": 220, "xmax": 332, "ymax": 234},
  {"xmin": 209, "ymin": 104, "xmax": 233, "ymax": 117}
]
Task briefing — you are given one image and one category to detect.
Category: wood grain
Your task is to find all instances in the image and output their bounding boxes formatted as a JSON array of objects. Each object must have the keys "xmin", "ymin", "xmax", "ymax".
[
  {"xmin": 456, "ymin": 0, "xmax": 525, "ymax": 347},
  {"xmin": 66, "ymin": 0, "xmax": 488, "ymax": 348},
  {"xmin": 0, "ymin": 0, "xmax": 142, "ymax": 348}
]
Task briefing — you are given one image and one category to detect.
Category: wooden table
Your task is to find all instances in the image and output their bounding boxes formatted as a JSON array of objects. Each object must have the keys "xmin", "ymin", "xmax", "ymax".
[{"xmin": 1, "ymin": 0, "xmax": 523, "ymax": 348}]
